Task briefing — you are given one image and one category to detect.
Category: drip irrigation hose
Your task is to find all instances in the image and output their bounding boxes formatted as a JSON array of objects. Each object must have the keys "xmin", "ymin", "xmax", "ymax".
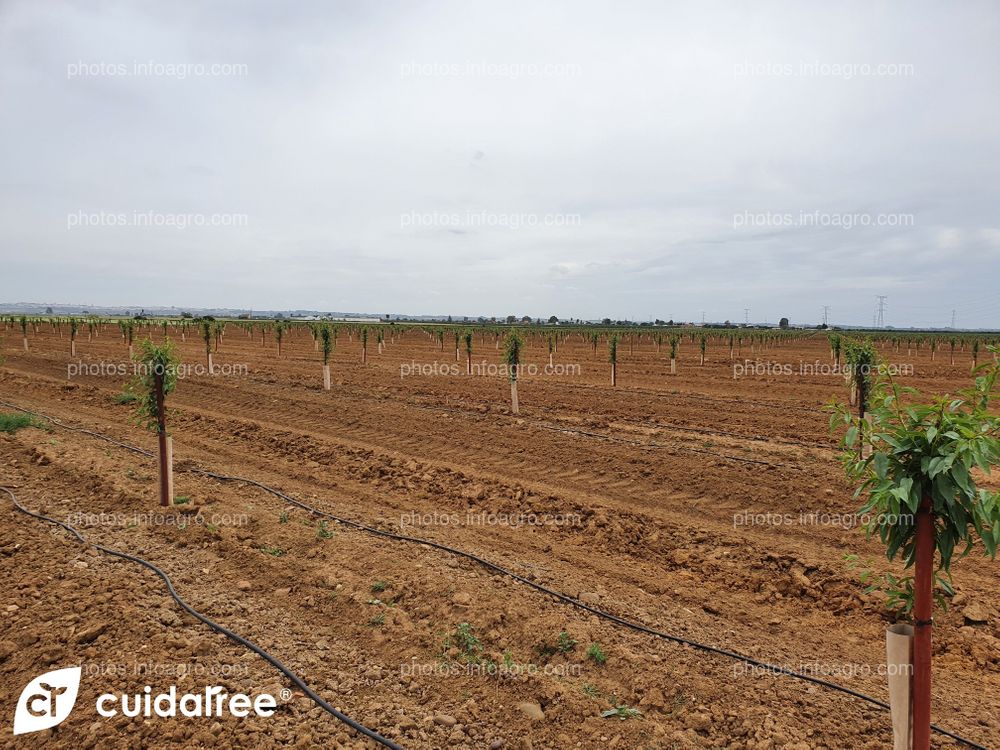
[
  {"xmin": 0, "ymin": 485, "xmax": 405, "ymax": 750},
  {"xmin": 0, "ymin": 399, "xmax": 988, "ymax": 750}
]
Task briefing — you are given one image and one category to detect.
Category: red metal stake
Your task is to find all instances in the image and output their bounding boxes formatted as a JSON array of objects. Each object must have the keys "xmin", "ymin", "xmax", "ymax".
[{"xmin": 912, "ymin": 494, "xmax": 935, "ymax": 750}]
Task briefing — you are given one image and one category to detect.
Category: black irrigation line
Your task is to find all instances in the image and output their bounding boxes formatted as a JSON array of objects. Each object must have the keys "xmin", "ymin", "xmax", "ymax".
[
  {"xmin": 0, "ymin": 486, "xmax": 404, "ymax": 750},
  {"xmin": 0, "ymin": 399, "xmax": 989, "ymax": 750}
]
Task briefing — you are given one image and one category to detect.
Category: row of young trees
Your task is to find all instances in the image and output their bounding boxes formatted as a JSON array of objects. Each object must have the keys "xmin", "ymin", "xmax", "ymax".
[
  {"xmin": 5, "ymin": 315, "xmax": 999, "ymax": 348},
  {"xmin": 12, "ymin": 317, "xmax": 998, "ymax": 411},
  {"xmin": 2, "ymin": 315, "xmax": 816, "ymax": 351},
  {"xmin": 829, "ymin": 332, "xmax": 996, "ymax": 369},
  {"xmin": 15, "ymin": 315, "xmax": 1000, "ymax": 370},
  {"xmin": 4, "ymin": 316, "xmax": 814, "ymax": 375}
]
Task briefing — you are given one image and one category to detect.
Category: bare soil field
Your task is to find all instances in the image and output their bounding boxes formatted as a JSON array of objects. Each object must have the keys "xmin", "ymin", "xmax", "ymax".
[{"xmin": 1, "ymin": 325, "xmax": 997, "ymax": 749}]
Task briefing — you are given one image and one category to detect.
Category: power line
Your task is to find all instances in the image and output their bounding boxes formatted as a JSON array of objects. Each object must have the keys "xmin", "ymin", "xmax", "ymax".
[{"xmin": 876, "ymin": 296, "xmax": 887, "ymax": 328}]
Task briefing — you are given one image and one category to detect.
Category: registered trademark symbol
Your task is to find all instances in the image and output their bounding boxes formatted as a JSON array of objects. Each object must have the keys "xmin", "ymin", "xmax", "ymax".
[{"xmin": 279, "ymin": 689, "xmax": 292, "ymax": 702}]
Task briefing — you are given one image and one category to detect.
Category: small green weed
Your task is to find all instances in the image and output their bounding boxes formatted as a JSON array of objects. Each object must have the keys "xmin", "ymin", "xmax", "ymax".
[
  {"xmin": 0, "ymin": 413, "xmax": 42, "ymax": 434},
  {"xmin": 601, "ymin": 704, "xmax": 642, "ymax": 720},
  {"xmin": 586, "ymin": 643, "xmax": 607, "ymax": 665}
]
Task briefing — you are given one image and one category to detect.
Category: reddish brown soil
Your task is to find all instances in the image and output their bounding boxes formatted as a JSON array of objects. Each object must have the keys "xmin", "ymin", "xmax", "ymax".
[{"xmin": 1, "ymin": 324, "xmax": 997, "ymax": 749}]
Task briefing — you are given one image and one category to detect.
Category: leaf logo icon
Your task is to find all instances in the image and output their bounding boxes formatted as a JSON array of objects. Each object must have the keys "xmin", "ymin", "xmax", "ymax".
[{"xmin": 13, "ymin": 667, "xmax": 82, "ymax": 735}]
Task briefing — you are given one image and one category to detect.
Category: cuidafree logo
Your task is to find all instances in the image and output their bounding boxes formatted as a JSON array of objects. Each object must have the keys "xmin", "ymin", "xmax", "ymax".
[
  {"xmin": 13, "ymin": 667, "xmax": 277, "ymax": 735},
  {"xmin": 13, "ymin": 667, "xmax": 82, "ymax": 735}
]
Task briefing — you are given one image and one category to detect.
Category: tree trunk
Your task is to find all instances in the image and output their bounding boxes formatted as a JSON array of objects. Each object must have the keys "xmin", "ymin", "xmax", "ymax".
[
  {"xmin": 154, "ymin": 372, "xmax": 171, "ymax": 507},
  {"xmin": 510, "ymin": 379, "xmax": 519, "ymax": 414},
  {"xmin": 861, "ymin": 414, "xmax": 874, "ymax": 459},
  {"xmin": 323, "ymin": 364, "xmax": 331, "ymax": 391},
  {"xmin": 164, "ymin": 437, "xmax": 174, "ymax": 506},
  {"xmin": 911, "ymin": 495, "xmax": 934, "ymax": 750}
]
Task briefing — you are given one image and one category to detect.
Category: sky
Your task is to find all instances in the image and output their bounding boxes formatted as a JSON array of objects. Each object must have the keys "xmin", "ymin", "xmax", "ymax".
[{"xmin": 1, "ymin": 0, "xmax": 999, "ymax": 327}]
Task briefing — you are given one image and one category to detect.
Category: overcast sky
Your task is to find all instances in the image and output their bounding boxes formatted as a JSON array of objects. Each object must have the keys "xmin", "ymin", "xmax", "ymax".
[{"xmin": 2, "ymin": 0, "xmax": 999, "ymax": 327}]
